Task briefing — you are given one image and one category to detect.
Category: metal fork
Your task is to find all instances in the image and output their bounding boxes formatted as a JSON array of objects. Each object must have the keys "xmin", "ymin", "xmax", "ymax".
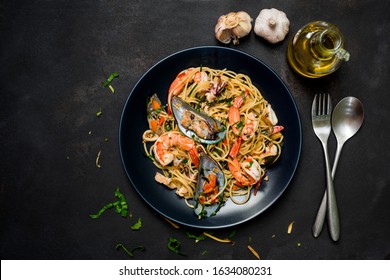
[{"xmin": 311, "ymin": 94, "xmax": 340, "ymax": 241}]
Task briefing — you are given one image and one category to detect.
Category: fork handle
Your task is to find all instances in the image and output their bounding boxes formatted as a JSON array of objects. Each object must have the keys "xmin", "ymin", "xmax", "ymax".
[
  {"xmin": 322, "ymin": 142, "xmax": 340, "ymax": 241},
  {"xmin": 312, "ymin": 191, "xmax": 327, "ymax": 237},
  {"xmin": 312, "ymin": 143, "xmax": 343, "ymax": 238}
]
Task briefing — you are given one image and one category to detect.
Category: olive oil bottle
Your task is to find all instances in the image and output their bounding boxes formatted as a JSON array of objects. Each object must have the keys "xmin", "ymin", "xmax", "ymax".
[{"xmin": 287, "ymin": 21, "xmax": 350, "ymax": 78}]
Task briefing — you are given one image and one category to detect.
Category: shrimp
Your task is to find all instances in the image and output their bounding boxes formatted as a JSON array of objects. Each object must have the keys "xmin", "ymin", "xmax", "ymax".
[
  {"xmin": 228, "ymin": 91, "xmax": 259, "ymax": 140},
  {"xmin": 241, "ymin": 111, "xmax": 259, "ymax": 141},
  {"xmin": 198, "ymin": 172, "xmax": 220, "ymax": 205},
  {"xmin": 228, "ymin": 91, "xmax": 247, "ymax": 136},
  {"xmin": 269, "ymin": 125, "xmax": 284, "ymax": 135},
  {"xmin": 228, "ymin": 137, "xmax": 262, "ymax": 186},
  {"xmin": 203, "ymin": 172, "xmax": 217, "ymax": 194},
  {"xmin": 167, "ymin": 68, "xmax": 208, "ymax": 114},
  {"xmin": 153, "ymin": 132, "xmax": 199, "ymax": 168}
]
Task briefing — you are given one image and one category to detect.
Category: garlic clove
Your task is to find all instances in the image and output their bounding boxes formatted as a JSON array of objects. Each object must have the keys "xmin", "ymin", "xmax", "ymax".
[
  {"xmin": 215, "ymin": 28, "xmax": 233, "ymax": 44},
  {"xmin": 254, "ymin": 8, "xmax": 290, "ymax": 44},
  {"xmin": 215, "ymin": 11, "xmax": 252, "ymax": 45}
]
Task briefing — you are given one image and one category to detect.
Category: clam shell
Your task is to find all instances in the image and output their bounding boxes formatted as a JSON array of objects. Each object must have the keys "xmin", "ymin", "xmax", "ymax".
[
  {"xmin": 194, "ymin": 154, "xmax": 225, "ymax": 218},
  {"xmin": 171, "ymin": 96, "xmax": 226, "ymax": 144}
]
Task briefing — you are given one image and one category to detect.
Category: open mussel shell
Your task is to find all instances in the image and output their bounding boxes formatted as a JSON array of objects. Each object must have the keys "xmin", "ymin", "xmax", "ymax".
[
  {"xmin": 194, "ymin": 154, "xmax": 226, "ymax": 218},
  {"xmin": 171, "ymin": 96, "xmax": 226, "ymax": 144},
  {"xmin": 146, "ymin": 93, "xmax": 167, "ymax": 135}
]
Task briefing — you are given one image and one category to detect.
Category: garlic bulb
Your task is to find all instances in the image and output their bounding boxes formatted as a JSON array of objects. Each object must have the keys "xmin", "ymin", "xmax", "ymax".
[
  {"xmin": 254, "ymin": 8, "xmax": 290, "ymax": 44},
  {"xmin": 215, "ymin": 11, "xmax": 252, "ymax": 45}
]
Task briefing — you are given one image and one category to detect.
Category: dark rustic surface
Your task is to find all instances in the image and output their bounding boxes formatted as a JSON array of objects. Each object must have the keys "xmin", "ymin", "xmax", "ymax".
[{"xmin": 1, "ymin": 0, "xmax": 389, "ymax": 260}]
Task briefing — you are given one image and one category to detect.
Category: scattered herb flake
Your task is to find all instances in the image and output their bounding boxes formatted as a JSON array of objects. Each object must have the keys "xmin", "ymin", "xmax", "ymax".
[
  {"xmin": 167, "ymin": 237, "xmax": 186, "ymax": 256},
  {"xmin": 186, "ymin": 232, "xmax": 206, "ymax": 243},
  {"xmin": 96, "ymin": 109, "xmax": 102, "ymax": 117},
  {"xmin": 90, "ymin": 202, "xmax": 115, "ymax": 219},
  {"xmin": 228, "ymin": 230, "xmax": 237, "ymax": 239},
  {"xmin": 130, "ymin": 218, "xmax": 142, "ymax": 230},
  {"xmin": 116, "ymin": 243, "xmax": 145, "ymax": 257},
  {"xmin": 90, "ymin": 188, "xmax": 128, "ymax": 218},
  {"xmin": 201, "ymin": 249, "xmax": 208, "ymax": 256},
  {"xmin": 114, "ymin": 188, "xmax": 128, "ymax": 218},
  {"xmin": 103, "ymin": 72, "xmax": 119, "ymax": 87}
]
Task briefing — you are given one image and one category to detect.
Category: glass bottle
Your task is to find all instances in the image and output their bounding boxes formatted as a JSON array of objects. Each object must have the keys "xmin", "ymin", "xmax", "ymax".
[{"xmin": 287, "ymin": 21, "xmax": 350, "ymax": 78}]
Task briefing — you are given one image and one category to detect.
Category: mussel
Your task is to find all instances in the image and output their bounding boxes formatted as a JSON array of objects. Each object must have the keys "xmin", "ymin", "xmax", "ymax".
[
  {"xmin": 147, "ymin": 93, "xmax": 167, "ymax": 135},
  {"xmin": 194, "ymin": 154, "xmax": 226, "ymax": 218},
  {"xmin": 171, "ymin": 96, "xmax": 226, "ymax": 144}
]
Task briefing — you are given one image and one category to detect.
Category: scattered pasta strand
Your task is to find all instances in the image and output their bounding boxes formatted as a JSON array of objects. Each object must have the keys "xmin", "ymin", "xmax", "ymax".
[
  {"xmin": 96, "ymin": 150, "xmax": 102, "ymax": 168},
  {"xmin": 287, "ymin": 221, "xmax": 295, "ymax": 234},
  {"xmin": 247, "ymin": 245, "xmax": 261, "ymax": 260},
  {"xmin": 163, "ymin": 216, "xmax": 180, "ymax": 229},
  {"xmin": 203, "ymin": 232, "xmax": 233, "ymax": 243},
  {"xmin": 108, "ymin": 84, "xmax": 115, "ymax": 93}
]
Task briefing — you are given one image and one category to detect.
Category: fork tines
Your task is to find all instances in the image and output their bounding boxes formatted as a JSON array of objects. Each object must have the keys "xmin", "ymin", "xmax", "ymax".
[{"xmin": 312, "ymin": 93, "xmax": 331, "ymax": 117}]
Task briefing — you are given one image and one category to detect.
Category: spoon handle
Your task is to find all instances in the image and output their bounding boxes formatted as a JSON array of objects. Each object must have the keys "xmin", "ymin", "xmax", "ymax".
[{"xmin": 312, "ymin": 142, "xmax": 343, "ymax": 239}]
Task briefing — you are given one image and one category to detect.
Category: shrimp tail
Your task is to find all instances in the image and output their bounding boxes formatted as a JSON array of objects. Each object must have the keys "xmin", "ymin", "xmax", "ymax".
[{"xmin": 189, "ymin": 146, "xmax": 199, "ymax": 168}]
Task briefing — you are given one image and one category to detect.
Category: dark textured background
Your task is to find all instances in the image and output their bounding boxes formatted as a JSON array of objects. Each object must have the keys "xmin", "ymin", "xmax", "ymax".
[{"xmin": 1, "ymin": 0, "xmax": 389, "ymax": 260}]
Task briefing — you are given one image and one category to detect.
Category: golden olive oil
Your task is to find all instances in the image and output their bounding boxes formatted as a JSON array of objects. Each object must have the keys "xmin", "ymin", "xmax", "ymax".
[{"xmin": 287, "ymin": 21, "xmax": 350, "ymax": 78}]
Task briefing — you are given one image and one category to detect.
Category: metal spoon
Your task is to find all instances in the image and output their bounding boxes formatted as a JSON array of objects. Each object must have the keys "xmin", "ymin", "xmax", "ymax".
[{"xmin": 312, "ymin": 96, "xmax": 364, "ymax": 239}]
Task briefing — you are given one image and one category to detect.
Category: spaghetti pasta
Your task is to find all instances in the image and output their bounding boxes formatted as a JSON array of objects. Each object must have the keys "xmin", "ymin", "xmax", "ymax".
[{"xmin": 142, "ymin": 66, "xmax": 284, "ymax": 212}]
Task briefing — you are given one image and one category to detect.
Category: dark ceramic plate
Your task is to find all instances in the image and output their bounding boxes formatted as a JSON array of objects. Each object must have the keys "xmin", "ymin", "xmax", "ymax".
[{"xmin": 119, "ymin": 46, "xmax": 301, "ymax": 229}]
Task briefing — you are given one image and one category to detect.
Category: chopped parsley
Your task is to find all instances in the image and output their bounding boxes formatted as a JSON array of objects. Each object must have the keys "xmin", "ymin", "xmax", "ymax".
[
  {"xmin": 103, "ymin": 72, "xmax": 119, "ymax": 87},
  {"xmin": 130, "ymin": 218, "xmax": 142, "ymax": 230},
  {"xmin": 90, "ymin": 187, "xmax": 128, "ymax": 218},
  {"xmin": 116, "ymin": 244, "xmax": 145, "ymax": 257},
  {"xmin": 186, "ymin": 232, "xmax": 207, "ymax": 242},
  {"xmin": 96, "ymin": 108, "xmax": 103, "ymax": 117},
  {"xmin": 167, "ymin": 237, "xmax": 186, "ymax": 256}
]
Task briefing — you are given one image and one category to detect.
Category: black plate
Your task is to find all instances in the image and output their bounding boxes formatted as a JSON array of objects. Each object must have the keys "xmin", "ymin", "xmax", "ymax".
[{"xmin": 119, "ymin": 46, "xmax": 301, "ymax": 229}]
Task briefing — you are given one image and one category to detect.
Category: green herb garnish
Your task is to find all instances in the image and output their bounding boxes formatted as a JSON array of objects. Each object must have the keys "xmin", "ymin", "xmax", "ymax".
[
  {"xmin": 188, "ymin": 84, "xmax": 198, "ymax": 97},
  {"xmin": 116, "ymin": 244, "xmax": 145, "ymax": 257},
  {"xmin": 186, "ymin": 232, "xmax": 207, "ymax": 242},
  {"xmin": 228, "ymin": 230, "xmax": 237, "ymax": 239},
  {"xmin": 96, "ymin": 108, "xmax": 103, "ymax": 117},
  {"xmin": 89, "ymin": 202, "xmax": 114, "ymax": 218},
  {"xmin": 130, "ymin": 218, "xmax": 142, "ymax": 230},
  {"xmin": 116, "ymin": 189, "xmax": 128, "ymax": 218},
  {"xmin": 90, "ymin": 187, "xmax": 128, "ymax": 218},
  {"xmin": 167, "ymin": 237, "xmax": 186, "ymax": 256},
  {"xmin": 103, "ymin": 72, "xmax": 119, "ymax": 87}
]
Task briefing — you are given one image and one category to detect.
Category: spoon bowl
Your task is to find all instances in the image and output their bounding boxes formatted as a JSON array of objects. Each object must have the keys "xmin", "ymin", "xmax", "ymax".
[
  {"xmin": 312, "ymin": 96, "xmax": 364, "ymax": 239},
  {"xmin": 332, "ymin": 97, "xmax": 365, "ymax": 144}
]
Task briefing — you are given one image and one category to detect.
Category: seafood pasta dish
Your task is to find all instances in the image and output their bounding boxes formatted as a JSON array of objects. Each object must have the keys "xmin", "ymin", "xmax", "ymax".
[{"xmin": 142, "ymin": 67, "xmax": 284, "ymax": 218}]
